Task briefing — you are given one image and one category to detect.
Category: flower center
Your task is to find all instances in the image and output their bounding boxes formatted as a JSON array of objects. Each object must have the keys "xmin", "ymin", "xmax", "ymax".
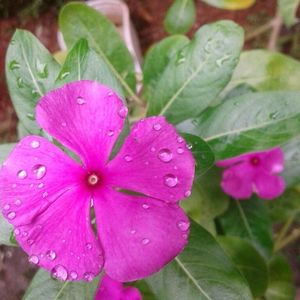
[
  {"xmin": 87, "ymin": 173, "xmax": 99, "ymax": 186},
  {"xmin": 250, "ymin": 156, "xmax": 260, "ymax": 166}
]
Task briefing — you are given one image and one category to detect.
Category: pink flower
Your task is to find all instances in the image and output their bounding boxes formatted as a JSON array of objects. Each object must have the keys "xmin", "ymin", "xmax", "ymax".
[
  {"xmin": 0, "ymin": 81, "xmax": 194, "ymax": 282},
  {"xmin": 94, "ymin": 275, "xmax": 142, "ymax": 300},
  {"xmin": 216, "ymin": 147, "xmax": 285, "ymax": 200}
]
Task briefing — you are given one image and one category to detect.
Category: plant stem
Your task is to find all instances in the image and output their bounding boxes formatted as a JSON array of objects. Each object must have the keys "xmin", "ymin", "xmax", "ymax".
[
  {"xmin": 245, "ymin": 22, "xmax": 273, "ymax": 41},
  {"xmin": 268, "ymin": 12, "xmax": 283, "ymax": 50},
  {"xmin": 274, "ymin": 227, "xmax": 300, "ymax": 252},
  {"xmin": 274, "ymin": 215, "xmax": 294, "ymax": 247}
]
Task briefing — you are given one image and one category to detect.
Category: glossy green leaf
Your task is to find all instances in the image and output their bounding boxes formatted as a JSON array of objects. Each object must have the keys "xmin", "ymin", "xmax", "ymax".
[
  {"xmin": 0, "ymin": 143, "xmax": 15, "ymax": 163},
  {"xmin": 5, "ymin": 30, "xmax": 60, "ymax": 134},
  {"xmin": 265, "ymin": 254, "xmax": 296, "ymax": 300},
  {"xmin": 146, "ymin": 20, "xmax": 244, "ymax": 124},
  {"xmin": 278, "ymin": 0, "xmax": 300, "ymax": 26},
  {"xmin": 219, "ymin": 198, "xmax": 273, "ymax": 258},
  {"xmin": 146, "ymin": 221, "xmax": 252, "ymax": 300},
  {"xmin": 181, "ymin": 168, "xmax": 229, "ymax": 233},
  {"xmin": 217, "ymin": 236, "xmax": 268, "ymax": 297},
  {"xmin": 59, "ymin": 2, "xmax": 136, "ymax": 96},
  {"xmin": 23, "ymin": 269, "xmax": 99, "ymax": 300},
  {"xmin": 178, "ymin": 91, "xmax": 300, "ymax": 160},
  {"xmin": 56, "ymin": 39, "xmax": 124, "ymax": 97},
  {"xmin": 181, "ymin": 133, "xmax": 215, "ymax": 177},
  {"xmin": 143, "ymin": 35, "xmax": 189, "ymax": 102},
  {"xmin": 133, "ymin": 281, "xmax": 158, "ymax": 300},
  {"xmin": 164, "ymin": 0, "xmax": 196, "ymax": 34},
  {"xmin": 202, "ymin": 0, "xmax": 256, "ymax": 10},
  {"xmin": 226, "ymin": 50, "xmax": 300, "ymax": 94}
]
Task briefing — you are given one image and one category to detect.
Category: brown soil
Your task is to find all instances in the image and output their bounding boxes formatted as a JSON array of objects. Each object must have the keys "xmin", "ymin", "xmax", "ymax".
[{"xmin": 1, "ymin": 0, "xmax": 300, "ymax": 299}]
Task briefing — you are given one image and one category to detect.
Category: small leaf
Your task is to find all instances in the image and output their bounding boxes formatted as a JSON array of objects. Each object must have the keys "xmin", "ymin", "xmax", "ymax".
[
  {"xmin": 164, "ymin": 0, "xmax": 196, "ymax": 34},
  {"xmin": 219, "ymin": 198, "xmax": 273, "ymax": 258},
  {"xmin": 217, "ymin": 236, "xmax": 268, "ymax": 297},
  {"xmin": 202, "ymin": 0, "xmax": 256, "ymax": 10},
  {"xmin": 5, "ymin": 30, "xmax": 60, "ymax": 134},
  {"xmin": 59, "ymin": 2, "xmax": 136, "ymax": 96},
  {"xmin": 133, "ymin": 281, "xmax": 158, "ymax": 300},
  {"xmin": 23, "ymin": 269, "xmax": 99, "ymax": 300},
  {"xmin": 178, "ymin": 91, "xmax": 300, "ymax": 160},
  {"xmin": 278, "ymin": 0, "xmax": 300, "ymax": 27},
  {"xmin": 146, "ymin": 221, "xmax": 252, "ymax": 300},
  {"xmin": 146, "ymin": 20, "xmax": 244, "ymax": 124},
  {"xmin": 265, "ymin": 254, "xmax": 296, "ymax": 300}
]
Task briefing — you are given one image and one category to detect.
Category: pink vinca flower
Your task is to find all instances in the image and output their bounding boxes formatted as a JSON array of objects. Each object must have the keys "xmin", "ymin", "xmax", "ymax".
[
  {"xmin": 94, "ymin": 274, "xmax": 142, "ymax": 300},
  {"xmin": 0, "ymin": 81, "xmax": 195, "ymax": 282},
  {"xmin": 216, "ymin": 147, "xmax": 285, "ymax": 200}
]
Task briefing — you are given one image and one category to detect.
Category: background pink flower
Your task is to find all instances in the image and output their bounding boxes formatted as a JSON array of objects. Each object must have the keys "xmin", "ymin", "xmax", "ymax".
[
  {"xmin": 216, "ymin": 147, "xmax": 285, "ymax": 200},
  {"xmin": 0, "ymin": 81, "xmax": 195, "ymax": 282}
]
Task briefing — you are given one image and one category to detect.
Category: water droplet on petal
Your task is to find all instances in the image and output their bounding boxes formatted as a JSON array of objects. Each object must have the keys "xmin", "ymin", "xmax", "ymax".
[
  {"xmin": 27, "ymin": 239, "xmax": 34, "ymax": 245},
  {"xmin": 30, "ymin": 140, "xmax": 40, "ymax": 149},
  {"xmin": 3, "ymin": 204, "xmax": 10, "ymax": 211},
  {"xmin": 130, "ymin": 229, "xmax": 136, "ymax": 234},
  {"xmin": 32, "ymin": 165, "xmax": 47, "ymax": 180},
  {"xmin": 177, "ymin": 147, "xmax": 184, "ymax": 154},
  {"xmin": 108, "ymin": 91, "xmax": 114, "ymax": 97},
  {"xmin": 14, "ymin": 228, "xmax": 20, "ymax": 236},
  {"xmin": 84, "ymin": 272, "xmax": 94, "ymax": 282},
  {"xmin": 38, "ymin": 183, "xmax": 44, "ymax": 189},
  {"xmin": 42, "ymin": 192, "xmax": 48, "ymax": 198},
  {"xmin": 86, "ymin": 243, "xmax": 92, "ymax": 250},
  {"xmin": 177, "ymin": 137, "xmax": 184, "ymax": 143},
  {"xmin": 186, "ymin": 144, "xmax": 193, "ymax": 150},
  {"xmin": 118, "ymin": 106, "xmax": 128, "ymax": 118},
  {"xmin": 61, "ymin": 122, "xmax": 67, "ymax": 127},
  {"xmin": 158, "ymin": 149, "xmax": 173, "ymax": 163},
  {"xmin": 184, "ymin": 190, "xmax": 191, "ymax": 197},
  {"xmin": 142, "ymin": 204, "xmax": 150, "ymax": 209},
  {"xmin": 177, "ymin": 221, "xmax": 190, "ymax": 231},
  {"xmin": 46, "ymin": 250, "xmax": 57, "ymax": 260},
  {"xmin": 15, "ymin": 199, "xmax": 22, "ymax": 206},
  {"xmin": 142, "ymin": 238, "xmax": 150, "ymax": 245},
  {"xmin": 70, "ymin": 271, "xmax": 78, "ymax": 280},
  {"xmin": 164, "ymin": 174, "xmax": 178, "ymax": 187},
  {"xmin": 28, "ymin": 255, "xmax": 39, "ymax": 265},
  {"xmin": 51, "ymin": 265, "xmax": 68, "ymax": 281},
  {"xmin": 124, "ymin": 155, "xmax": 133, "ymax": 162},
  {"xmin": 17, "ymin": 170, "xmax": 27, "ymax": 179},
  {"xmin": 153, "ymin": 123, "xmax": 161, "ymax": 131},
  {"xmin": 7, "ymin": 211, "xmax": 16, "ymax": 220},
  {"xmin": 107, "ymin": 130, "xmax": 114, "ymax": 137},
  {"xmin": 182, "ymin": 233, "xmax": 188, "ymax": 239},
  {"xmin": 76, "ymin": 96, "xmax": 86, "ymax": 105},
  {"xmin": 151, "ymin": 147, "xmax": 156, "ymax": 152}
]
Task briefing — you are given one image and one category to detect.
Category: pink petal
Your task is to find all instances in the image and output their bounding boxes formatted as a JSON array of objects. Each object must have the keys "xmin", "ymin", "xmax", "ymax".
[
  {"xmin": 36, "ymin": 80, "xmax": 126, "ymax": 169},
  {"xmin": 95, "ymin": 275, "xmax": 142, "ymax": 300},
  {"xmin": 94, "ymin": 188, "xmax": 189, "ymax": 282},
  {"xmin": 105, "ymin": 117, "xmax": 195, "ymax": 202},
  {"xmin": 0, "ymin": 136, "xmax": 103, "ymax": 281},
  {"xmin": 220, "ymin": 163, "xmax": 254, "ymax": 199},
  {"xmin": 253, "ymin": 172, "xmax": 285, "ymax": 200},
  {"xmin": 260, "ymin": 147, "xmax": 284, "ymax": 174},
  {"xmin": 216, "ymin": 155, "xmax": 245, "ymax": 168}
]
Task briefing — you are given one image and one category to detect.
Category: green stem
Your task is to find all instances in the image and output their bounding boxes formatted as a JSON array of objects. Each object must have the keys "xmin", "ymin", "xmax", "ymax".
[
  {"xmin": 274, "ymin": 227, "xmax": 300, "ymax": 252},
  {"xmin": 274, "ymin": 215, "xmax": 294, "ymax": 248}
]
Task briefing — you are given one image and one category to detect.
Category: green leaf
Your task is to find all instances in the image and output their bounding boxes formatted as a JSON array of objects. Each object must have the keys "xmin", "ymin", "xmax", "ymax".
[
  {"xmin": 219, "ymin": 198, "xmax": 273, "ymax": 258},
  {"xmin": 217, "ymin": 236, "xmax": 268, "ymax": 298},
  {"xmin": 133, "ymin": 281, "xmax": 158, "ymax": 300},
  {"xmin": 143, "ymin": 35, "xmax": 189, "ymax": 102},
  {"xmin": 181, "ymin": 168, "xmax": 229, "ymax": 233},
  {"xmin": 265, "ymin": 254, "xmax": 296, "ymax": 300},
  {"xmin": 202, "ymin": 0, "xmax": 256, "ymax": 10},
  {"xmin": 181, "ymin": 133, "xmax": 215, "ymax": 177},
  {"xmin": 56, "ymin": 39, "xmax": 124, "ymax": 97},
  {"xmin": 59, "ymin": 2, "xmax": 136, "ymax": 97},
  {"xmin": 146, "ymin": 20, "xmax": 244, "ymax": 124},
  {"xmin": 278, "ymin": 0, "xmax": 300, "ymax": 27},
  {"xmin": 178, "ymin": 91, "xmax": 300, "ymax": 160},
  {"xmin": 146, "ymin": 221, "xmax": 252, "ymax": 300},
  {"xmin": 0, "ymin": 143, "xmax": 15, "ymax": 164},
  {"xmin": 164, "ymin": 0, "xmax": 196, "ymax": 34},
  {"xmin": 225, "ymin": 50, "xmax": 300, "ymax": 94},
  {"xmin": 5, "ymin": 30, "xmax": 60, "ymax": 134},
  {"xmin": 23, "ymin": 269, "xmax": 99, "ymax": 300}
]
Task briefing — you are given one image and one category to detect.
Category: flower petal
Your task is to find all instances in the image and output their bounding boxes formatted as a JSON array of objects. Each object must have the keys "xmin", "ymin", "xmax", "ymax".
[
  {"xmin": 95, "ymin": 275, "xmax": 142, "ymax": 300},
  {"xmin": 220, "ymin": 163, "xmax": 254, "ymax": 199},
  {"xmin": 260, "ymin": 147, "xmax": 284, "ymax": 174},
  {"xmin": 36, "ymin": 80, "xmax": 126, "ymax": 168},
  {"xmin": 0, "ymin": 136, "xmax": 103, "ymax": 281},
  {"xmin": 216, "ymin": 155, "xmax": 245, "ymax": 168},
  {"xmin": 94, "ymin": 188, "xmax": 189, "ymax": 281},
  {"xmin": 106, "ymin": 116, "xmax": 195, "ymax": 202},
  {"xmin": 253, "ymin": 172, "xmax": 285, "ymax": 200}
]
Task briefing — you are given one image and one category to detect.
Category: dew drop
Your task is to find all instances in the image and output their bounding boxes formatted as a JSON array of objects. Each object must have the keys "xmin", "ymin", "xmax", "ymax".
[
  {"xmin": 36, "ymin": 61, "xmax": 48, "ymax": 78},
  {"xmin": 17, "ymin": 170, "xmax": 27, "ymax": 179},
  {"xmin": 177, "ymin": 221, "xmax": 190, "ymax": 231},
  {"xmin": 42, "ymin": 192, "xmax": 48, "ymax": 198},
  {"xmin": 76, "ymin": 96, "xmax": 86, "ymax": 105},
  {"xmin": 14, "ymin": 228, "xmax": 20, "ymax": 236},
  {"xmin": 150, "ymin": 147, "xmax": 156, "ymax": 152},
  {"xmin": 182, "ymin": 233, "xmax": 188, "ymax": 239},
  {"xmin": 153, "ymin": 123, "xmax": 161, "ymax": 131},
  {"xmin": 86, "ymin": 243, "xmax": 92, "ymax": 250},
  {"xmin": 61, "ymin": 122, "xmax": 67, "ymax": 127},
  {"xmin": 70, "ymin": 271, "xmax": 78, "ymax": 280},
  {"xmin": 177, "ymin": 137, "xmax": 184, "ymax": 143},
  {"xmin": 124, "ymin": 155, "xmax": 133, "ymax": 162},
  {"xmin": 9, "ymin": 60, "xmax": 20, "ymax": 70},
  {"xmin": 107, "ymin": 130, "xmax": 114, "ymax": 137},
  {"xmin": 7, "ymin": 211, "xmax": 16, "ymax": 220},
  {"xmin": 158, "ymin": 148, "xmax": 173, "ymax": 163},
  {"xmin": 59, "ymin": 72, "xmax": 70, "ymax": 80},
  {"xmin": 30, "ymin": 140, "xmax": 40, "ymax": 149},
  {"xmin": 15, "ymin": 199, "xmax": 22, "ymax": 206},
  {"xmin": 38, "ymin": 183, "xmax": 44, "ymax": 189},
  {"xmin": 51, "ymin": 265, "xmax": 68, "ymax": 281},
  {"xmin": 17, "ymin": 77, "xmax": 25, "ymax": 88},
  {"xmin": 216, "ymin": 54, "xmax": 231, "ymax": 67},
  {"xmin": 26, "ymin": 113, "xmax": 35, "ymax": 121},
  {"xmin": 32, "ymin": 164, "xmax": 47, "ymax": 180},
  {"xmin": 177, "ymin": 147, "xmax": 184, "ymax": 154},
  {"xmin": 142, "ymin": 238, "xmax": 150, "ymax": 245},
  {"xmin": 27, "ymin": 239, "xmax": 34, "ymax": 245},
  {"xmin": 108, "ymin": 91, "xmax": 114, "ymax": 97},
  {"xmin": 84, "ymin": 272, "xmax": 94, "ymax": 282},
  {"xmin": 46, "ymin": 250, "xmax": 57, "ymax": 261},
  {"xmin": 118, "ymin": 106, "xmax": 128, "ymax": 118},
  {"xmin": 184, "ymin": 190, "xmax": 191, "ymax": 197},
  {"xmin": 164, "ymin": 174, "xmax": 178, "ymax": 188},
  {"xmin": 3, "ymin": 204, "xmax": 10, "ymax": 211},
  {"xmin": 269, "ymin": 111, "xmax": 280, "ymax": 120},
  {"xmin": 142, "ymin": 204, "xmax": 150, "ymax": 209},
  {"xmin": 28, "ymin": 255, "xmax": 39, "ymax": 265},
  {"xmin": 130, "ymin": 229, "xmax": 136, "ymax": 235}
]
